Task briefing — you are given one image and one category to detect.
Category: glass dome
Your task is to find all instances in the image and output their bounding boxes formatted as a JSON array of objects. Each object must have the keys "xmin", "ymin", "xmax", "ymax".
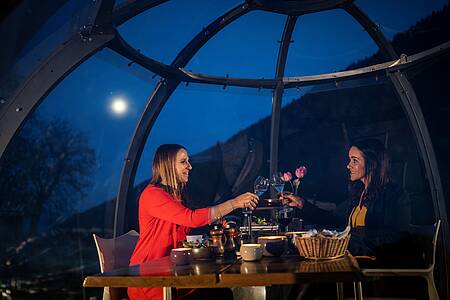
[{"xmin": 1, "ymin": 0, "xmax": 449, "ymax": 299}]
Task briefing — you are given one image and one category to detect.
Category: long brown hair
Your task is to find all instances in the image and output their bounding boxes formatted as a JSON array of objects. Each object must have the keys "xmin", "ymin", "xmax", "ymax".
[
  {"xmin": 349, "ymin": 138, "xmax": 391, "ymax": 205},
  {"xmin": 150, "ymin": 144, "xmax": 186, "ymax": 199}
]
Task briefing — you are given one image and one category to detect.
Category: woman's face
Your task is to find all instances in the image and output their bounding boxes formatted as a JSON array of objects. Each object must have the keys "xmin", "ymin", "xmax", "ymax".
[
  {"xmin": 175, "ymin": 149, "xmax": 192, "ymax": 184},
  {"xmin": 347, "ymin": 146, "xmax": 366, "ymax": 182}
]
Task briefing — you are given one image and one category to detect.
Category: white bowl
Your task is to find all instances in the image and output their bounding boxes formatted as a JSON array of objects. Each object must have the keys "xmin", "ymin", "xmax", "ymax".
[
  {"xmin": 240, "ymin": 244, "xmax": 263, "ymax": 261},
  {"xmin": 186, "ymin": 235, "xmax": 203, "ymax": 244}
]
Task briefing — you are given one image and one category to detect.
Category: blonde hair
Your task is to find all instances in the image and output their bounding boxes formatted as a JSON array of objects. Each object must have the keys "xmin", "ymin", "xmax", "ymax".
[{"xmin": 150, "ymin": 144, "xmax": 186, "ymax": 199}]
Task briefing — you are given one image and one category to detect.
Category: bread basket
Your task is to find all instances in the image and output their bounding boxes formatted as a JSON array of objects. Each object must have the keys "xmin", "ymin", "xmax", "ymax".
[{"xmin": 294, "ymin": 230, "xmax": 350, "ymax": 260}]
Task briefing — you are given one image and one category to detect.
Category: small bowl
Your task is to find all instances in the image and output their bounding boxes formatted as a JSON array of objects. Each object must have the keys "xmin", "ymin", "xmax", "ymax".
[
  {"xmin": 257, "ymin": 236, "xmax": 287, "ymax": 257},
  {"xmin": 170, "ymin": 248, "xmax": 192, "ymax": 265},
  {"xmin": 186, "ymin": 235, "xmax": 203, "ymax": 244},
  {"xmin": 285, "ymin": 231, "xmax": 307, "ymax": 249},
  {"xmin": 240, "ymin": 244, "xmax": 263, "ymax": 261},
  {"xmin": 191, "ymin": 247, "xmax": 213, "ymax": 260}
]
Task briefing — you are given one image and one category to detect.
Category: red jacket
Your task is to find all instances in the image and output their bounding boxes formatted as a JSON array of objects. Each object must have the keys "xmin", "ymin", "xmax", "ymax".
[{"xmin": 128, "ymin": 184, "xmax": 211, "ymax": 300}]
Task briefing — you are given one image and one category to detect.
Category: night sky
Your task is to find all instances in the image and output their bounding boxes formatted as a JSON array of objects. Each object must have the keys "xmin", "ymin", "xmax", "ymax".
[{"xmin": 22, "ymin": 0, "xmax": 450, "ymax": 210}]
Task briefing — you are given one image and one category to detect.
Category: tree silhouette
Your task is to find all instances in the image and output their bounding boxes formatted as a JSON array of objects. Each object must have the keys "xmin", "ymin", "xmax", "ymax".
[{"xmin": 0, "ymin": 115, "xmax": 96, "ymax": 238}]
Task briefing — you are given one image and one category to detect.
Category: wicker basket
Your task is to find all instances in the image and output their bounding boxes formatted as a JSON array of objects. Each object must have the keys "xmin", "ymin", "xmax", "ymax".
[{"xmin": 294, "ymin": 233, "xmax": 350, "ymax": 260}]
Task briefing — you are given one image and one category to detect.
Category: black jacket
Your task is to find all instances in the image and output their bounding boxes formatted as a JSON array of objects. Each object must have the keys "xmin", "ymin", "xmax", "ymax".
[{"xmin": 299, "ymin": 182, "xmax": 412, "ymax": 257}]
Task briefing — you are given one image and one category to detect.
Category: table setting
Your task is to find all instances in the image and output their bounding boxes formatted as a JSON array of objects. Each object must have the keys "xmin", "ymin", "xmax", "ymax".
[{"xmin": 83, "ymin": 167, "xmax": 364, "ymax": 300}]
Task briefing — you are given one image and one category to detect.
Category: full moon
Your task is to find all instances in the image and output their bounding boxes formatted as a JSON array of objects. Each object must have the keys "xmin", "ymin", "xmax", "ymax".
[{"xmin": 110, "ymin": 97, "xmax": 128, "ymax": 115}]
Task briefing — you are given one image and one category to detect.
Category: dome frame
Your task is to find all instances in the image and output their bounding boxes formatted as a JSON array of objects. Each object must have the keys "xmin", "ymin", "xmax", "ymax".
[{"xmin": 0, "ymin": 1, "xmax": 448, "ymax": 296}]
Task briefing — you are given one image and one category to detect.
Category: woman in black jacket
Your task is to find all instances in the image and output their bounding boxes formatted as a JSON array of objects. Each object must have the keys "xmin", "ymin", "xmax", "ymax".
[{"xmin": 281, "ymin": 138, "xmax": 412, "ymax": 258}]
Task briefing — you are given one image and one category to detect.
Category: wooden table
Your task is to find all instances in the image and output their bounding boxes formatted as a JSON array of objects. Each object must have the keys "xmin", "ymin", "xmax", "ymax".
[
  {"xmin": 83, "ymin": 254, "xmax": 363, "ymax": 300},
  {"xmin": 218, "ymin": 255, "xmax": 362, "ymax": 286},
  {"xmin": 83, "ymin": 256, "xmax": 237, "ymax": 288}
]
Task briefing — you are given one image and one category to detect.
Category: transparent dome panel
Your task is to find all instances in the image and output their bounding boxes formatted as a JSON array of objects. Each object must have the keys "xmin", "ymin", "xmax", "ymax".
[
  {"xmin": 185, "ymin": 10, "xmax": 285, "ymax": 78},
  {"xmin": 114, "ymin": 0, "xmax": 133, "ymax": 10},
  {"xmin": 129, "ymin": 83, "xmax": 273, "ymax": 229},
  {"xmin": 279, "ymin": 74, "xmax": 435, "ymax": 229},
  {"xmin": 404, "ymin": 51, "xmax": 450, "ymax": 220},
  {"xmin": 117, "ymin": 0, "xmax": 241, "ymax": 65},
  {"xmin": 97, "ymin": 46, "xmax": 162, "ymax": 85},
  {"xmin": 284, "ymin": 8, "xmax": 378, "ymax": 77},
  {"xmin": 355, "ymin": 0, "xmax": 449, "ymax": 42},
  {"xmin": 0, "ymin": 0, "xmax": 95, "ymax": 101},
  {"xmin": 0, "ymin": 48, "xmax": 156, "ymax": 299}
]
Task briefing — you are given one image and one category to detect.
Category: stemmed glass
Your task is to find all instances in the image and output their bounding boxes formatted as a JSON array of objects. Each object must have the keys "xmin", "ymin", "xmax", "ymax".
[
  {"xmin": 271, "ymin": 173, "xmax": 285, "ymax": 194},
  {"xmin": 276, "ymin": 206, "xmax": 294, "ymax": 233},
  {"xmin": 271, "ymin": 173, "xmax": 293, "ymax": 233},
  {"xmin": 244, "ymin": 176, "xmax": 269, "ymax": 242},
  {"xmin": 254, "ymin": 176, "xmax": 270, "ymax": 197}
]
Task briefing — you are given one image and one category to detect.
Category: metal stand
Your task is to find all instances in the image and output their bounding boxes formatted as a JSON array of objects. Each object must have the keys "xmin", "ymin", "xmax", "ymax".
[{"xmin": 243, "ymin": 210, "xmax": 253, "ymax": 242}]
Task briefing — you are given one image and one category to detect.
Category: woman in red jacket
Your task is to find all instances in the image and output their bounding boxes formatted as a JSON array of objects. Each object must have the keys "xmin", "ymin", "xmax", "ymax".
[{"xmin": 128, "ymin": 144, "xmax": 259, "ymax": 300}]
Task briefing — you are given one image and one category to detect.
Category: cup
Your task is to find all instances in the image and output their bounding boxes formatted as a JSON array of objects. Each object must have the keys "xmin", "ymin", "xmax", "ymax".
[
  {"xmin": 240, "ymin": 244, "xmax": 263, "ymax": 261},
  {"xmin": 257, "ymin": 236, "xmax": 287, "ymax": 257},
  {"xmin": 170, "ymin": 248, "xmax": 192, "ymax": 265},
  {"xmin": 186, "ymin": 235, "xmax": 203, "ymax": 244}
]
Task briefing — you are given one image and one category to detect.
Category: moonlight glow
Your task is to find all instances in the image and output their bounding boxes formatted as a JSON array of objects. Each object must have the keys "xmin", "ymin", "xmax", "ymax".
[{"xmin": 110, "ymin": 97, "xmax": 128, "ymax": 115}]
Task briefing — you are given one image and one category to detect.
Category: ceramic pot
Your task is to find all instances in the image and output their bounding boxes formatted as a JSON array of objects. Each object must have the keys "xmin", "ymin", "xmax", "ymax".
[
  {"xmin": 240, "ymin": 244, "xmax": 263, "ymax": 261},
  {"xmin": 170, "ymin": 248, "xmax": 192, "ymax": 265},
  {"xmin": 191, "ymin": 247, "xmax": 213, "ymax": 260},
  {"xmin": 257, "ymin": 236, "xmax": 287, "ymax": 257}
]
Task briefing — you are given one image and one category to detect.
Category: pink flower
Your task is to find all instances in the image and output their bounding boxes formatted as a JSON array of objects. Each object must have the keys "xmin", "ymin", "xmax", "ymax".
[
  {"xmin": 281, "ymin": 172, "xmax": 293, "ymax": 182},
  {"xmin": 295, "ymin": 166, "xmax": 307, "ymax": 178}
]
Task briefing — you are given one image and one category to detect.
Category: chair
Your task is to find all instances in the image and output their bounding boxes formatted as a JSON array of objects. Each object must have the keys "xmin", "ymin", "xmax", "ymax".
[
  {"xmin": 361, "ymin": 220, "xmax": 441, "ymax": 300},
  {"xmin": 93, "ymin": 230, "xmax": 140, "ymax": 300}
]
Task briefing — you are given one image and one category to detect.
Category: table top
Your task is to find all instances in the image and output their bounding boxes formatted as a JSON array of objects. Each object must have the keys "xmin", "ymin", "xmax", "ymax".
[
  {"xmin": 83, "ymin": 256, "xmax": 238, "ymax": 288},
  {"xmin": 217, "ymin": 255, "xmax": 362, "ymax": 287},
  {"xmin": 83, "ymin": 254, "xmax": 362, "ymax": 288}
]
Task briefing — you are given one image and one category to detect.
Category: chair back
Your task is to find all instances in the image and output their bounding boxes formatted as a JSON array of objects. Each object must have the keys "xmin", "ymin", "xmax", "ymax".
[
  {"xmin": 93, "ymin": 230, "xmax": 139, "ymax": 272},
  {"xmin": 93, "ymin": 230, "xmax": 139, "ymax": 300},
  {"xmin": 407, "ymin": 220, "xmax": 441, "ymax": 268},
  {"xmin": 431, "ymin": 220, "xmax": 441, "ymax": 268}
]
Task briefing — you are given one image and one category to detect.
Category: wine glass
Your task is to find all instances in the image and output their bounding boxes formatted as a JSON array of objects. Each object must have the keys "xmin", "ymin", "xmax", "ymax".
[
  {"xmin": 254, "ymin": 176, "xmax": 270, "ymax": 197},
  {"xmin": 276, "ymin": 206, "xmax": 294, "ymax": 233},
  {"xmin": 244, "ymin": 176, "xmax": 269, "ymax": 242},
  {"xmin": 271, "ymin": 173, "xmax": 285, "ymax": 194}
]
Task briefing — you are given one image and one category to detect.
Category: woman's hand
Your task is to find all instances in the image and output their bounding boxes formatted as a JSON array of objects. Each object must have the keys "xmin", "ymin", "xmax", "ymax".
[
  {"xmin": 211, "ymin": 193, "xmax": 259, "ymax": 222},
  {"xmin": 231, "ymin": 192, "xmax": 259, "ymax": 210},
  {"xmin": 278, "ymin": 192, "xmax": 304, "ymax": 208}
]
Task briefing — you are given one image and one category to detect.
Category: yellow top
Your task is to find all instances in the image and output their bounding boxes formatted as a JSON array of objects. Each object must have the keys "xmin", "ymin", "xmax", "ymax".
[{"xmin": 349, "ymin": 191, "xmax": 368, "ymax": 228}]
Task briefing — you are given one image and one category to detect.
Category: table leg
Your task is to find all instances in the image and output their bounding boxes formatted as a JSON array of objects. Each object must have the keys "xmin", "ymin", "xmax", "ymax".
[
  {"xmin": 336, "ymin": 282, "xmax": 344, "ymax": 300},
  {"xmin": 353, "ymin": 281, "xmax": 363, "ymax": 300},
  {"xmin": 163, "ymin": 286, "xmax": 172, "ymax": 300}
]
